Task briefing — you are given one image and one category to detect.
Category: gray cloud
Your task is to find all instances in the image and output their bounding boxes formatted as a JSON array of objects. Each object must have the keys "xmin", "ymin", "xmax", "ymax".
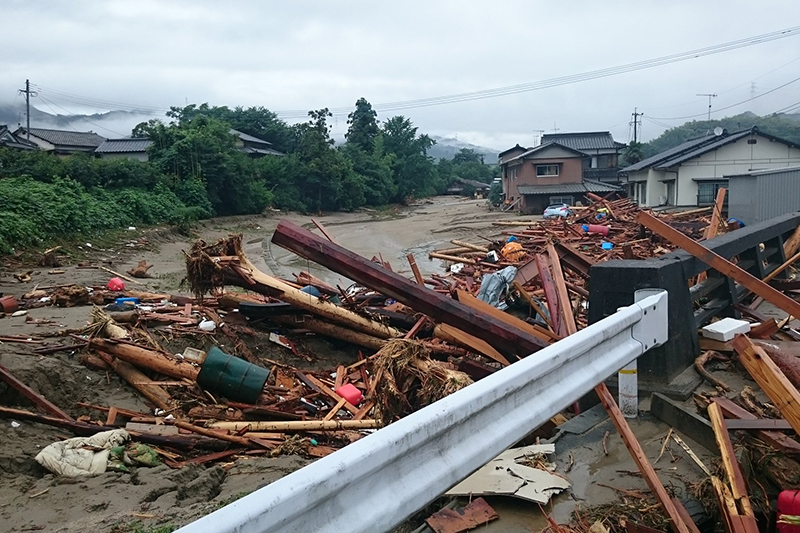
[{"xmin": 2, "ymin": 0, "xmax": 799, "ymax": 149}]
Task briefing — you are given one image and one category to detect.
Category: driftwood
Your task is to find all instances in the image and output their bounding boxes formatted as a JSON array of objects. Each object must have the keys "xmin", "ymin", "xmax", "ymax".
[
  {"xmin": 127, "ymin": 260, "xmax": 154, "ymax": 278},
  {"xmin": 695, "ymin": 351, "xmax": 731, "ymax": 391},
  {"xmin": 89, "ymin": 338, "xmax": 199, "ymax": 381}
]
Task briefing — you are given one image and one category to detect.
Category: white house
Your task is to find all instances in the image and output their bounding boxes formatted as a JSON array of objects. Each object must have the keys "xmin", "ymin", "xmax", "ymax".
[{"xmin": 620, "ymin": 127, "xmax": 800, "ymax": 207}]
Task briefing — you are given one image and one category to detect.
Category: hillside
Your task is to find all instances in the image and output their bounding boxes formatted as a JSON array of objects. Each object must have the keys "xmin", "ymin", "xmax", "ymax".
[
  {"xmin": 0, "ymin": 103, "xmax": 157, "ymax": 138},
  {"xmin": 428, "ymin": 135, "xmax": 498, "ymax": 163},
  {"xmin": 643, "ymin": 111, "xmax": 800, "ymax": 158}
]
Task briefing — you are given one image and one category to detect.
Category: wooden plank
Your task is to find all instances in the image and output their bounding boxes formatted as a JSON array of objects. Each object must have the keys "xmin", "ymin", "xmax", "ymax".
[
  {"xmin": 406, "ymin": 253, "xmax": 425, "ymax": 285},
  {"xmin": 271, "ymin": 219, "xmax": 548, "ymax": 356},
  {"xmin": 311, "ymin": 218, "xmax": 337, "ymax": 244},
  {"xmin": 784, "ymin": 223, "xmax": 800, "ymax": 257},
  {"xmin": 711, "ymin": 476, "xmax": 742, "ymax": 533},
  {"xmin": 732, "ymin": 335, "xmax": 800, "ymax": 435},
  {"xmin": 0, "ymin": 363, "xmax": 74, "ymax": 421},
  {"xmin": 303, "ymin": 373, "xmax": 359, "ymax": 415},
  {"xmin": 696, "ymin": 187, "xmax": 727, "ymax": 284},
  {"xmin": 455, "ymin": 289, "xmax": 552, "ymax": 347},
  {"xmin": 763, "ymin": 249, "xmax": 800, "ymax": 283},
  {"xmin": 535, "ymin": 253, "xmax": 564, "ymax": 336},
  {"xmin": 546, "ymin": 242, "xmax": 576, "ymax": 335},
  {"xmin": 708, "ymin": 401, "xmax": 755, "ymax": 520},
  {"xmin": 714, "ymin": 389, "xmax": 800, "ymax": 455},
  {"xmin": 725, "ymin": 418, "xmax": 792, "ymax": 430},
  {"xmin": 638, "ymin": 211, "xmax": 800, "ymax": 321},
  {"xmin": 434, "ymin": 323, "xmax": 511, "ymax": 366},
  {"xmin": 595, "ymin": 383, "xmax": 691, "ymax": 533},
  {"xmin": 323, "ymin": 397, "xmax": 347, "ymax": 421}
]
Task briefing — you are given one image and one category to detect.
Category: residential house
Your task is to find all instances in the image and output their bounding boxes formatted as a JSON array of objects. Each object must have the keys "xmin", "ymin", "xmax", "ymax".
[
  {"xmin": 499, "ymin": 142, "xmax": 620, "ymax": 214},
  {"xmin": 540, "ymin": 131, "xmax": 626, "ymax": 184},
  {"xmin": 94, "ymin": 138, "xmax": 153, "ymax": 161},
  {"xmin": 0, "ymin": 125, "xmax": 38, "ymax": 151},
  {"xmin": 13, "ymin": 127, "xmax": 105, "ymax": 156},
  {"xmin": 726, "ymin": 166, "xmax": 800, "ymax": 225},
  {"xmin": 231, "ymin": 129, "xmax": 285, "ymax": 157},
  {"xmin": 620, "ymin": 127, "xmax": 800, "ymax": 208},
  {"xmin": 445, "ymin": 177, "xmax": 492, "ymax": 198}
]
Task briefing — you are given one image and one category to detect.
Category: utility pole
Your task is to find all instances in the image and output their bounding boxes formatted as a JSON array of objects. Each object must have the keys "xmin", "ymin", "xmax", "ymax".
[
  {"xmin": 630, "ymin": 108, "xmax": 643, "ymax": 143},
  {"xmin": 552, "ymin": 122, "xmax": 559, "ymax": 133},
  {"xmin": 697, "ymin": 93, "xmax": 717, "ymax": 121},
  {"xmin": 17, "ymin": 79, "xmax": 37, "ymax": 141}
]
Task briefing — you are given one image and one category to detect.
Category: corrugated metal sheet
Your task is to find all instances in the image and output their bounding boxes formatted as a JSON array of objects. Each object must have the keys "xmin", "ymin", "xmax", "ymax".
[
  {"xmin": 729, "ymin": 167, "xmax": 800, "ymax": 224},
  {"xmin": 757, "ymin": 168, "xmax": 800, "ymax": 223}
]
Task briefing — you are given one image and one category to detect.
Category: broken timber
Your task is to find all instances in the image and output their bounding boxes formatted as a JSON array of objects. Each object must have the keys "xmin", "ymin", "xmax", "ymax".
[
  {"xmin": 271, "ymin": 219, "xmax": 548, "ymax": 356},
  {"xmin": 637, "ymin": 211, "xmax": 800, "ymax": 320}
]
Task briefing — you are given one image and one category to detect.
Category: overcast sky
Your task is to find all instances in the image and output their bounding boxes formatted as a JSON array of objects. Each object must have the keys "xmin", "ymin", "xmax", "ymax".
[{"xmin": 2, "ymin": 1, "xmax": 800, "ymax": 149}]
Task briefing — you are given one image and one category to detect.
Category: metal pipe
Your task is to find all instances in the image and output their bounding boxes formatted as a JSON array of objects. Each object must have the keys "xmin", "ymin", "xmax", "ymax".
[{"xmin": 177, "ymin": 291, "xmax": 668, "ymax": 533}]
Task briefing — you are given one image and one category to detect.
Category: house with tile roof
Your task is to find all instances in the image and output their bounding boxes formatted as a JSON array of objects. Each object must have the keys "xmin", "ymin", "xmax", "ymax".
[
  {"xmin": 0, "ymin": 125, "xmax": 38, "ymax": 151},
  {"xmin": 539, "ymin": 131, "xmax": 626, "ymax": 184},
  {"xmin": 95, "ymin": 138, "xmax": 154, "ymax": 161},
  {"xmin": 231, "ymin": 129, "xmax": 285, "ymax": 157},
  {"xmin": 13, "ymin": 127, "xmax": 105, "ymax": 155},
  {"xmin": 499, "ymin": 141, "xmax": 620, "ymax": 214},
  {"xmin": 619, "ymin": 127, "xmax": 800, "ymax": 208}
]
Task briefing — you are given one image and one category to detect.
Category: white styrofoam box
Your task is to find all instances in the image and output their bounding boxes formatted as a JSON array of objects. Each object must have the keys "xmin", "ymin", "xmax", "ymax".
[{"xmin": 701, "ymin": 317, "xmax": 751, "ymax": 342}]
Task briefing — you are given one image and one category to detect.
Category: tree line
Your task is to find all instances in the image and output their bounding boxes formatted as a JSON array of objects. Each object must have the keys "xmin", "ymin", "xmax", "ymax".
[{"xmin": 0, "ymin": 98, "xmax": 496, "ymax": 253}]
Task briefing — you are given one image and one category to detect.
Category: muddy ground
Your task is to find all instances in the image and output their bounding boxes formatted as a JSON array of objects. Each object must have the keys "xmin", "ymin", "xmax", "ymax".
[
  {"xmin": 0, "ymin": 197, "xmax": 540, "ymax": 532},
  {"xmin": 0, "ymin": 196, "xmax": 724, "ymax": 532}
]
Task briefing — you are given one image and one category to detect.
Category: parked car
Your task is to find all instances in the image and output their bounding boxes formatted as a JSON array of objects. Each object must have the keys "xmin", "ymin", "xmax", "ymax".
[{"xmin": 542, "ymin": 203, "xmax": 574, "ymax": 219}]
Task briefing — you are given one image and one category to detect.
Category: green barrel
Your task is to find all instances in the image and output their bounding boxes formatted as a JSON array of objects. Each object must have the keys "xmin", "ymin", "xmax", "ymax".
[{"xmin": 196, "ymin": 347, "xmax": 269, "ymax": 404}]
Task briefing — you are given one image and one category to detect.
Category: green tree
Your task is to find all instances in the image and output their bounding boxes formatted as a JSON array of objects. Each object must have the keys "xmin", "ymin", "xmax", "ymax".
[
  {"xmin": 345, "ymin": 98, "xmax": 379, "ymax": 152},
  {"xmin": 622, "ymin": 140, "xmax": 644, "ymax": 166},
  {"xmin": 380, "ymin": 116, "xmax": 439, "ymax": 202}
]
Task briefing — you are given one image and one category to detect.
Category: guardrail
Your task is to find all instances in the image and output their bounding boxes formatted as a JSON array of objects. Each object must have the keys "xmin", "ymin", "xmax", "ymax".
[
  {"xmin": 177, "ymin": 290, "xmax": 667, "ymax": 533},
  {"xmin": 589, "ymin": 211, "xmax": 800, "ymax": 386}
]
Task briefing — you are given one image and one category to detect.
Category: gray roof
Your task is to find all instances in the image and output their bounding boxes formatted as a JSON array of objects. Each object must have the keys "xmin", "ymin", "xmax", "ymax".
[
  {"xmin": 540, "ymin": 131, "xmax": 620, "ymax": 151},
  {"xmin": 505, "ymin": 142, "xmax": 587, "ymax": 163},
  {"xmin": 620, "ymin": 127, "xmax": 800, "ymax": 173},
  {"xmin": 19, "ymin": 127, "xmax": 106, "ymax": 148},
  {"xmin": 230, "ymin": 128, "xmax": 273, "ymax": 146},
  {"xmin": 516, "ymin": 180, "xmax": 621, "ymax": 195},
  {"xmin": 241, "ymin": 145, "xmax": 286, "ymax": 157},
  {"xmin": 95, "ymin": 138, "xmax": 153, "ymax": 153}
]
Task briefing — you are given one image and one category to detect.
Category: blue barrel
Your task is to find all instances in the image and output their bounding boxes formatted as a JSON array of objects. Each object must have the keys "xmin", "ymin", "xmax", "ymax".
[{"xmin": 196, "ymin": 347, "xmax": 269, "ymax": 404}]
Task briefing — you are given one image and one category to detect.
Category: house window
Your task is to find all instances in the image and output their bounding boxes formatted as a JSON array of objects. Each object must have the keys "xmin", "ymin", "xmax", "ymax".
[
  {"xmin": 697, "ymin": 181, "xmax": 728, "ymax": 206},
  {"xmin": 536, "ymin": 164, "xmax": 559, "ymax": 177},
  {"xmin": 507, "ymin": 167, "xmax": 518, "ymax": 180},
  {"xmin": 549, "ymin": 195, "xmax": 574, "ymax": 206}
]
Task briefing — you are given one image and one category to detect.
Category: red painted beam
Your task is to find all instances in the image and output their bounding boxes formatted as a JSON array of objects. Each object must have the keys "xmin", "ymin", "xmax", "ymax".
[{"xmin": 271, "ymin": 219, "xmax": 548, "ymax": 357}]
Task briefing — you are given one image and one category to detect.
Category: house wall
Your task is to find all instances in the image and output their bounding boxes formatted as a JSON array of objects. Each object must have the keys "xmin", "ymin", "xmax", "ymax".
[
  {"xmin": 98, "ymin": 152, "xmax": 149, "ymax": 162},
  {"xmin": 503, "ymin": 156, "xmax": 583, "ymax": 205},
  {"xmin": 627, "ymin": 168, "xmax": 669, "ymax": 207},
  {"xmin": 24, "ymin": 136, "xmax": 55, "ymax": 152},
  {"xmin": 727, "ymin": 175, "xmax": 759, "ymax": 224},
  {"xmin": 675, "ymin": 136, "xmax": 800, "ymax": 206}
]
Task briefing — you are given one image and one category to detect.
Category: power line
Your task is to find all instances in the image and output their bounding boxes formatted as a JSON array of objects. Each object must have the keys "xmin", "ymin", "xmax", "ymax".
[
  {"xmin": 37, "ymin": 95, "xmax": 127, "ymax": 137},
  {"xmin": 650, "ymin": 75, "xmax": 800, "ymax": 120}
]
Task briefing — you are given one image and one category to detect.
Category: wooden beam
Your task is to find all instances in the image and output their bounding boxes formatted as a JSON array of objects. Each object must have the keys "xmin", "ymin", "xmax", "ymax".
[
  {"xmin": 0, "ymin": 363, "xmax": 73, "ymax": 421},
  {"xmin": 535, "ymin": 253, "xmax": 564, "ymax": 336},
  {"xmin": 595, "ymin": 383, "xmax": 691, "ymax": 533},
  {"xmin": 708, "ymin": 401, "xmax": 755, "ymax": 520},
  {"xmin": 713, "ymin": 396, "xmax": 800, "ymax": 454},
  {"xmin": 638, "ymin": 211, "xmax": 800, "ymax": 320},
  {"xmin": 546, "ymin": 242, "xmax": 576, "ymax": 335},
  {"xmin": 406, "ymin": 253, "xmax": 425, "ymax": 285},
  {"xmin": 696, "ymin": 188, "xmax": 727, "ymax": 283},
  {"xmin": 784, "ymin": 223, "xmax": 800, "ymax": 257},
  {"xmin": 732, "ymin": 335, "xmax": 800, "ymax": 435},
  {"xmin": 763, "ymin": 249, "xmax": 800, "ymax": 283},
  {"xmin": 97, "ymin": 352, "xmax": 175, "ymax": 411},
  {"xmin": 272, "ymin": 219, "xmax": 548, "ymax": 356},
  {"xmin": 455, "ymin": 289, "xmax": 552, "ymax": 346}
]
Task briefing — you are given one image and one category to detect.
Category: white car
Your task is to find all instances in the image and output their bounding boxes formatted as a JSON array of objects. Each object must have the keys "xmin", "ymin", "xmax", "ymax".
[{"xmin": 542, "ymin": 203, "xmax": 573, "ymax": 219}]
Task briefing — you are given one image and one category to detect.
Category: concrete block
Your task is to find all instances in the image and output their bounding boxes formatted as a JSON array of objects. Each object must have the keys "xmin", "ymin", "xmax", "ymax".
[{"xmin": 701, "ymin": 317, "xmax": 751, "ymax": 342}]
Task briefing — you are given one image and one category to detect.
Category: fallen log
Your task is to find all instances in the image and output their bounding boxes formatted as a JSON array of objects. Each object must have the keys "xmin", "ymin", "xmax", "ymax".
[
  {"xmin": 186, "ymin": 235, "xmax": 401, "ymax": 340},
  {"xmin": 271, "ymin": 220, "xmax": 549, "ymax": 356},
  {"xmin": 89, "ymin": 338, "xmax": 200, "ymax": 381},
  {"xmin": 96, "ymin": 351, "xmax": 175, "ymax": 411}
]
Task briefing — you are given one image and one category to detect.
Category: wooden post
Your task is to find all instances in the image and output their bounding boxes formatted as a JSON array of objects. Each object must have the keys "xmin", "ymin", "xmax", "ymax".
[
  {"xmin": 696, "ymin": 187, "xmax": 727, "ymax": 283},
  {"xmin": 406, "ymin": 253, "xmax": 425, "ymax": 285},
  {"xmin": 638, "ymin": 211, "xmax": 800, "ymax": 320},
  {"xmin": 708, "ymin": 401, "xmax": 756, "ymax": 522},
  {"xmin": 89, "ymin": 339, "xmax": 200, "ymax": 381},
  {"xmin": 546, "ymin": 242, "xmax": 577, "ymax": 333}
]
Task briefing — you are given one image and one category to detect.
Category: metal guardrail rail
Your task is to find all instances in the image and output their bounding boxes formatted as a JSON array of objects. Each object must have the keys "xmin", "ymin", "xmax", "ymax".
[{"xmin": 177, "ymin": 290, "xmax": 668, "ymax": 533}]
